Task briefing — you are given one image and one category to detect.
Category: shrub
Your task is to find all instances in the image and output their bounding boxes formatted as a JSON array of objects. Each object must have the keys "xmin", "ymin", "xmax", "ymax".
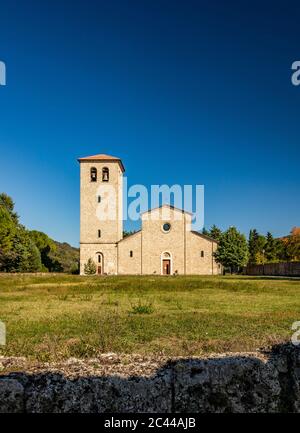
[
  {"xmin": 84, "ymin": 258, "xmax": 96, "ymax": 275},
  {"xmin": 130, "ymin": 300, "xmax": 154, "ymax": 314}
]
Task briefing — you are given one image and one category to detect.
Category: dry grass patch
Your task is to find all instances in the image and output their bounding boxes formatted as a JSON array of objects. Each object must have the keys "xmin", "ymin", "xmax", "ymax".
[{"xmin": 0, "ymin": 274, "xmax": 299, "ymax": 361}]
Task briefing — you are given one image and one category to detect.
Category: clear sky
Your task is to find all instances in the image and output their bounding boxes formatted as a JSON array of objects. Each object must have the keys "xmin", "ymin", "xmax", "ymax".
[{"xmin": 0, "ymin": 0, "xmax": 299, "ymax": 246}]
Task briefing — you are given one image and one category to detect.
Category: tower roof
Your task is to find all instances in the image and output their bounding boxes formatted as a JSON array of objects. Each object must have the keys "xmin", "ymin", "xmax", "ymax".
[{"xmin": 77, "ymin": 153, "xmax": 125, "ymax": 172}]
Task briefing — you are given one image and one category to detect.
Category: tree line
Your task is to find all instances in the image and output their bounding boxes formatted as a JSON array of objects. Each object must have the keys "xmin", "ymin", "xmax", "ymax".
[
  {"xmin": 1, "ymin": 192, "xmax": 299, "ymax": 274},
  {"xmin": 203, "ymin": 224, "xmax": 300, "ymax": 273},
  {"xmin": 0, "ymin": 193, "xmax": 79, "ymax": 273}
]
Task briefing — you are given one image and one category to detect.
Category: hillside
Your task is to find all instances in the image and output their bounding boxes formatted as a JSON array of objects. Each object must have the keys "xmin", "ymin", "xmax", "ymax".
[
  {"xmin": 48, "ymin": 240, "xmax": 79, "ymax": 273},
  {"xmin": 0, "ymin": 192, "xmax": 79, "ymax": 273}
]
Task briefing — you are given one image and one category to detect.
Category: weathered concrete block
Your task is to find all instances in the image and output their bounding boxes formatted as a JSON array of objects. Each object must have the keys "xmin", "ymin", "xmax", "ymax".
[
  {"xmin": 270, "ymin": 343, "xmax": 300, "ymax": 412},
  {"xmin": 0, "ymin": 378, "xmax": 24, "ymax": 413},
  {"xmin": 24, "ymin": 370, "xmax": 172, "ymax": 413},
  {"xmin": 1, "ymin": 344, "xmax": 300, "ymax": 413},
  {"xmin": 173, "ymin": 356, "xmax": 281, "ymax": 413}
]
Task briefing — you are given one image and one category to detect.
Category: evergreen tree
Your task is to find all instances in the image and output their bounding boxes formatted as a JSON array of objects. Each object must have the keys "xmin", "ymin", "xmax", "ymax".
[
  {"xmin": 275, "ymin": 238, "xmax": 288, "ymax": 261},
  {"xmin": 248, "ymin": 229, "xmax": 266, "ymax": 264},
  {"xmin": 208, "ymin": 225, "xmax": 222, "ymax": 241},
  {"xmin": 84, "ymin": 258, "xmax": 97, "ymax": 275},
  {"xmin": 123, "ymin": 230, "xmax": 137, "ymax": 238},
  {"xmin": 10, "ymin": 227, "xmax": 43, "ymax": 272},
  {"xmin": 264, "ymin": 232, "xmax": 277, "ymax": 262},
  {"xmin": 0, "ymin": 193, "xmax": 43, "ymax": 272},
  {"xmin": 214, "ymin": 227, "xmax": 249, "ymax": 273},
  {"xmin": 0, "ymin": 205, "xmax": 16, "ymax": 261},
  {"xmin": 27, "ymin": 240, "xmax": 43, "ymax": 272}
]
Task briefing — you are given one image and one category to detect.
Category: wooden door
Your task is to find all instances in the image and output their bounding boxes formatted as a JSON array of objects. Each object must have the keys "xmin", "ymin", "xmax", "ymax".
[
  {"xmin": 162, "ymin": 259, "xmax": 171, "ymax": 275},
  {"xmin": 97, "ymin": 265, "xmax": 102, "ymax": 275}
]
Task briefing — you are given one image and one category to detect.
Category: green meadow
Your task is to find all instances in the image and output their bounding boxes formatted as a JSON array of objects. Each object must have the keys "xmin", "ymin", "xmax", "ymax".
[{"xmin": 0, "ymin": 274, "xmax": 299, "ymax": 361}]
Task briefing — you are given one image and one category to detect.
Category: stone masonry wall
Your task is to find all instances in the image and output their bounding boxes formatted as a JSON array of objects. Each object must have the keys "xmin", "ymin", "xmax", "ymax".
[{"xmin": 1, "ymin": 344, "xmax": 300, "ymax": 413}]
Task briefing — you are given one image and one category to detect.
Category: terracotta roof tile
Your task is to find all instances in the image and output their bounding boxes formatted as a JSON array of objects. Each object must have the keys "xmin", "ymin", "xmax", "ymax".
[{"xmin": 78, "ymin": 154, "xmax": 125, "ymax": 172}]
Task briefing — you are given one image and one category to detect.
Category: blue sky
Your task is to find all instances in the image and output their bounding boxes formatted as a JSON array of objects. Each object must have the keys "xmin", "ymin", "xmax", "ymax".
[{"xmin": 0, "ymin": 0, "xmax": 299, "ymax": 246}]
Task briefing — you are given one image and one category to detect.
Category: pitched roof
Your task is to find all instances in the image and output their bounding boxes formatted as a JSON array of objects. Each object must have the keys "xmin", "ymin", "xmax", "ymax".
[
  {"xmin": 191, "ymin": 230, "xmax": 218, "ymax": 243},
  {"xmin": 77, "ymin": 154, "xmax": 125, "ymax": 172},
  {"xmin": 141, "ymin": 204, "xmax": 193, "ymax": 216},
  {"xmin": 118, "ymin": 230, "xmax": 142, "ymax": 242}
]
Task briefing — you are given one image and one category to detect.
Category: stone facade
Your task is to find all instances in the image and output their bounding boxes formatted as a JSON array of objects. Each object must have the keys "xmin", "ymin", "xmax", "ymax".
[{"xmin": 79, "ymin": 154, "xmax": 221, "ymax": 275}]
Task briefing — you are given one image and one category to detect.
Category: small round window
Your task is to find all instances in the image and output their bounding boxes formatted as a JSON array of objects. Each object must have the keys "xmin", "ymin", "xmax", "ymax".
[{"xmin": 163, "ymin": 223, "xmax": 171, "ymax": 232}]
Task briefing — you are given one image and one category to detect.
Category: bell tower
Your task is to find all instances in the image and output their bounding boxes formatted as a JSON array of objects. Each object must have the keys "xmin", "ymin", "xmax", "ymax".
[{"xmin": 78, "ymin": 153, "xmax": 124, "ymax": 275}]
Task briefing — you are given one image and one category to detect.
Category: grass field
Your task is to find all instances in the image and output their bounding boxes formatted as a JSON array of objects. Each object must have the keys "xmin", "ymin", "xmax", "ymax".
[{"xmin": 0, "ymin": 273, "xmax": 300, "ymax": 361}]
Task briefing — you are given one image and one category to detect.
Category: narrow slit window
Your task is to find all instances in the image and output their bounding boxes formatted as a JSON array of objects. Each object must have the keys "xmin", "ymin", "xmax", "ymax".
[
  {"xmin": 98, "ymin": 195, "xmax": 101, "ymax": 203},
  {"xmin": 201, "ymin": 250, "xmax": 204, "ymax": 257},
  {"xmin": 98, "ymin": 230, "xmax": 101, "ymax": 238},
  {"xmin": 130, "ymin": 250, "xmax": 133, "ymax": 257}
]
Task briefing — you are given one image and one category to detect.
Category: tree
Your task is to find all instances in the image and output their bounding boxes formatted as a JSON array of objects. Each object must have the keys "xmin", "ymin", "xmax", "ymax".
[
  {"xmin": 285, "ymin": 227, "xmax": 300, "ymax": 261},
  {"xmin": 248, "ymin": 229, "xmax": 266, "ymax": 264},
  {"xmin": 214, "ymin": 227, "xmax": 249, "ymax": 273},
  {"xmin": 29, "ymin": 230, "xmax": 56, "ymax": 253},
  {"xmin": 29, "ymin": 230, "xmax": 61, "ymax": 271},
  {"xmin": 1, "ymin": 226, "xmax": 43, "ymax": 272},
  {"xmin": 84, "ymin": 258, "xmax": 96, "ymax": 275},
  {"xmin": 202, "ymin": 227, "xmax": 209, "ymax": 236},
  {"xmin": 274, "ymin": 238, "xmax": 287, "ymax": 261},
  {"xmin": 0, "ymin": 194, "xmax": 43, "ymax": 272},
  {"xmin": 27, "ymin": 240, "xmax": 43, "ymax": 272},
  {"xmin": 123, "ymin": 230, "xmax": 138, "ymax": 238},
  {"xmin": 0, "ymin": 205, "xmax": 16, "ymax": 261},
  {"xmin": 0, "ymin": 193, "xmax": 19, "ymax": 223},
  {"xmin": 264, "ymin": 232, "xmax": 277, "ymax": 262},
  {"xmin": 13, "ymin": 230, "xmax": 42, "ymax": 272},
  {"xmin": 0, "ymin": 192, "xmax": 79, "ymax": 273},
  {"xmin": 208, "ymin": 225, "xmax": 222, "ymax": 241}
]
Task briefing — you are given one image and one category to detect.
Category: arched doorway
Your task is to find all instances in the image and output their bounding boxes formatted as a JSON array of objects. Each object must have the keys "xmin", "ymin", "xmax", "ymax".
[
  {"xmin": 96, "ymin": 252, "xmax": 104, "ymax": 275},
  {"xmin": 161, "ymin": 251, "xmax": 172, "ymax": 275}
]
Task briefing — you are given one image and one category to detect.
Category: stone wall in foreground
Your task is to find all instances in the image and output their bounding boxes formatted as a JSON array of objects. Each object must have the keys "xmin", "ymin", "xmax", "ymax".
[{"xmin": 0, "ymin": 344, "xmax": 300, "ymax": 413}]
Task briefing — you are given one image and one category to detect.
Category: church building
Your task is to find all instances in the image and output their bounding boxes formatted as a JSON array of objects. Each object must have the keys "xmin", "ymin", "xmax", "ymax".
[{"xmin": 78, "ymin": 154, "xmax": 221, "ymax": 275}]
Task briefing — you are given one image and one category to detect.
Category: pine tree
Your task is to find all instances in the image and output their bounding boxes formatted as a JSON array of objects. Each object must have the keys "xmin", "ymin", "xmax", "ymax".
[
  {"xmin": 275, "ymin": 238, "xmax": 288, "ymax": 261},
  {"xmin": 248, "ymin": 229, "xmax": 266, "ymax": 264},
  {"xmin": 264, "ymin": 232, "xmax": 277, "ymax": 262},
  {"xmin": 214, "ymin": 226, "xmax": 249, "ymax": 273},
  {"xmin": 208, "ymin": 225, "xmax": 222, "ymax": 241},
  {"xmin": 84, "ymin": 258, "xmax": 97, "ymax": 275}
]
